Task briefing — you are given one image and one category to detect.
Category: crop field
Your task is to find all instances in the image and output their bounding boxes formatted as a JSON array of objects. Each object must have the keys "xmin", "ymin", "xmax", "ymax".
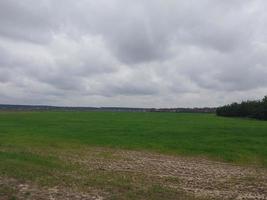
[{"xmin": 0, "ymin": 112, "xmax": 267, "ymax": 199}]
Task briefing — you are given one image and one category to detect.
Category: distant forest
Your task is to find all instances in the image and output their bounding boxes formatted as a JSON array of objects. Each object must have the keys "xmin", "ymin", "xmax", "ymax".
[
  {"xmin": 0, "ymin": 104, "xmax": 216, "ymax": 113},
  {"xmin": 216, "ymin": 96, "xmax": 267, "ymax": 120}
]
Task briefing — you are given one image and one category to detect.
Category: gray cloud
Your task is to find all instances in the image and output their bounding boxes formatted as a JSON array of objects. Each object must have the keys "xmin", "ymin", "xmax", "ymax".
[{"xmin": 0, "ymin": 0, "xmax": 267, "ymax": 107}]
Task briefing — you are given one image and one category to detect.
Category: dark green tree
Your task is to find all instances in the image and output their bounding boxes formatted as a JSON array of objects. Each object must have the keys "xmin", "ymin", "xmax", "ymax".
[{"xmin": 216, "ymin": 96, "xmax": 267, "ymax": 120}]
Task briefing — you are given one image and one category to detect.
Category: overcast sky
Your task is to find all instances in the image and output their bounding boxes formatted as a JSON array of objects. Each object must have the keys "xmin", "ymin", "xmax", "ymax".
[{"xmin": 0, "ymin": 0, "xmax": 267, "ymax": 108}]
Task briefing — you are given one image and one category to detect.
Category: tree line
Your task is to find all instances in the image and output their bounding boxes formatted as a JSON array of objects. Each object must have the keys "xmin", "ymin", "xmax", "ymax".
[{"xmin": 216, "ymin": 96, "xmax": 267, "ymax": 120}]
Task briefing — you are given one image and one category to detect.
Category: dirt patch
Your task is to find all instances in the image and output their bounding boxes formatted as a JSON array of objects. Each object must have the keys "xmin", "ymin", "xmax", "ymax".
[
  {"xmin": 1, "ymin": 147, "xmax": 267, "ymax": 200},
  {"xmin": 0, "ymin": 177, "xmax": 104, "ymax": 200},
  {"xmin": 59, "ymin": 148, "xmax": 267, "ymax": 200}
]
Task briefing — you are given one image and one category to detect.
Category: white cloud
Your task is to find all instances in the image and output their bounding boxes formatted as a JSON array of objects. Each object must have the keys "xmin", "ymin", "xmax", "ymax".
[{"xmin": 0, "ymin": 0, "xmax": 267, "ymax": 107}]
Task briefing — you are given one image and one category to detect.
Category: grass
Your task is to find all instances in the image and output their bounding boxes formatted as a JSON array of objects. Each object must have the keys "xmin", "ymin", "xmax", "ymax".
[
  {"xmin": 0, "ymin": 111, "xmax": 266, "ymax": 199},
  {"xmin": 0, "ymin": 111, "xmax": 266, "ymax": 166}
]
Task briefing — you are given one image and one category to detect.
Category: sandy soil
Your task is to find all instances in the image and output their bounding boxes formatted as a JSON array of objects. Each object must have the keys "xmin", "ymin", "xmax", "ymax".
[
  {"xmin": 61, "ymin": 148, "xmax": 267, "ymax": 200},
  {"xmin": 1, "ymin": 148, "xmax": 267, "ymax": 200},
  {"xmin": 0, "ymin": 177, "xmax": 103, "ymax": 200}
]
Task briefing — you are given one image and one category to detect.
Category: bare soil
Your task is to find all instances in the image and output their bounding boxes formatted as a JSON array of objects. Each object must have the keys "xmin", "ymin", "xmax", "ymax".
[
  {"xmin": 1, "ymin": 148, "xmax": 267, "ymax": 200},
  {"xmin": 0, "ymin": 177, "xmax": 103, "ymax": 200},
  {"xmin": 61, "ymin": 148, "xmax": 267, "ymax": 199}
]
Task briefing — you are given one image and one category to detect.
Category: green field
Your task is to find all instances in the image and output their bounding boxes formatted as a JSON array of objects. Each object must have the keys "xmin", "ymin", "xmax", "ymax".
[
  {"xmin": 1, "ymin": 111, "xmax": 267, "ymax": 166},
  {"xmin": 1, "ymin": 111, "xmax": 267, "ymax": 199}
]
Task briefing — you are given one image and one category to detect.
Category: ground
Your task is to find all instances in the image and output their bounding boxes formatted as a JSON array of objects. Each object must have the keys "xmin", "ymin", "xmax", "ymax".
[
  {"xmin": 1, "ymin": 147, "xmax": 266, "ymax": 200},
  {"xmin": 0, "ymin": 112, "xmax": 267, "ymax": 199}
]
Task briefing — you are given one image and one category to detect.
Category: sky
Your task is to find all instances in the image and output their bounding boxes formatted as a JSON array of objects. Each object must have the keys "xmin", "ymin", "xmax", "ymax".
[{"xmin": 0, "ymin": 0, "xmax": 267, "ymax": 108}]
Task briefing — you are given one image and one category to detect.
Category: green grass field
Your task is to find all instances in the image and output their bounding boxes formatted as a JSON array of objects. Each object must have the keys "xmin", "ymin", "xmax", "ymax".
[
  {"xmin": 1, "ymin": 111, "xmax": 267, "ymax": 166},
  {"xmin": 1, "ymin": 111, "xmax": 267, "ymax": 199}
]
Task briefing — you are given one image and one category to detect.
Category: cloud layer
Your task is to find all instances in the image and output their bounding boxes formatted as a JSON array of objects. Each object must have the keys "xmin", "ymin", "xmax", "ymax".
[{"xmin": 0, "ymin": 0, "xmax": 267, "ymax": 107}]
